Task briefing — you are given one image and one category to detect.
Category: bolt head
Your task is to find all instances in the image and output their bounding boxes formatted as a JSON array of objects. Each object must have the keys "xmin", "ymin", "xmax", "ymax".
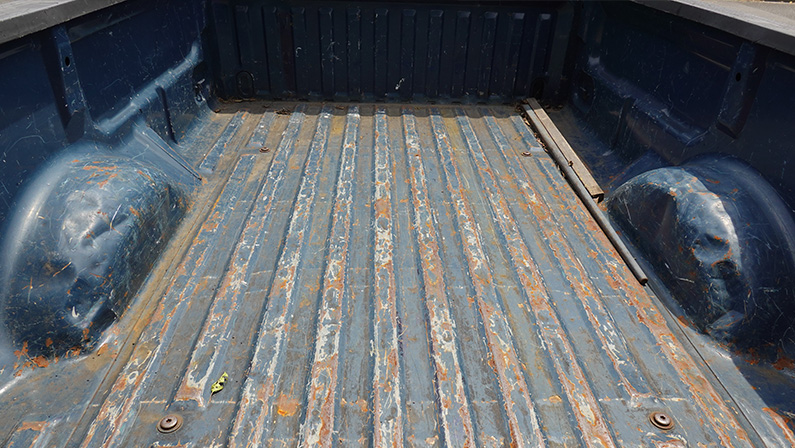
[
  {"xmin": 650, "ymin": 412, "xmax": 674, "ymax": 430},
  {"xmin": 157, "ymin": 414, "xmax": 182, "ymax": 433}
]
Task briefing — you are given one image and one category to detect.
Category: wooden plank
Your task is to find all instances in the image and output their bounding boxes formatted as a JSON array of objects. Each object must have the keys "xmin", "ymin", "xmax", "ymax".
[{"xmin": 525, "ymin": 98, "xmax": 604, "ymax": 201}]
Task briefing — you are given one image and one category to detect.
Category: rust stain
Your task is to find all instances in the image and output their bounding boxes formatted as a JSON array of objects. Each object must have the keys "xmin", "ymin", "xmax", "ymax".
[
  {"xmin": 275, "ymin": 395, "xmax": 301, "ymax": 417},
  {"xmin": 31, "ymin": 355, "xmax": 49, "ymax": 368},
  {"xmin": 773, "ymin": 355, "xmax": 794, "ymax": 371},
  {"xmin": 432, "ymin": 111, "xmax": 544, "ymax": 447},
  {"xmin": 82, "ymin": 164, "xmax": 118, "ymax": 173},
  {"xmin": 300, "ymin": 107, "xmax": 359, "ymax": 447},
  {"xmin": 371, "ymin": 107, "xmax": 405, "ymax": 448},
  {"xmin": 136, "ymin": 169, "xmax": 153, "ymax": 183},
  {"xmin": 763, "ymin": 407, "xmax": 795, "ymax": 445},
  {"xmin": 402, "ymin": 109, "xmax": 476, "ymax": 447},
  {"xmin": 14, "ymin": 341, "xmax": 29, "ymax": 360},
  {"xmin": 96, "ymin": 172, "xmax": 118, "ymax": 188},
  {"xmin": 17, "ymin": 421, "xmax": 46, "ymax": 431}
]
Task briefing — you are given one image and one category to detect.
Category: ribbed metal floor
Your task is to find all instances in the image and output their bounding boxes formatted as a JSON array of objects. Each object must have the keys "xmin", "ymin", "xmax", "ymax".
[{"xmin": 71, "ymin": 103, "xmax": 755, "ymax": 447}]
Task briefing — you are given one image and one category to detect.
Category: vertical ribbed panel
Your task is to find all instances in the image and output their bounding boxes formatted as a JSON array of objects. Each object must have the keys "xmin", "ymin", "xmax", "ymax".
[
  {"xmin": 215, "ymin": 2, "xmax": 559, "ymax": 101},
  {"xmin": 72, "ymin": 104, "xmax": 756, "ymax": 448}
]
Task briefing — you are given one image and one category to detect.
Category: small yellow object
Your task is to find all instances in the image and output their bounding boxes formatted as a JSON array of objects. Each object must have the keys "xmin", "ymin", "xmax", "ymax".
[{"xmin": 211, "ymin": 372, "xmax": 229, "ymax": 394}]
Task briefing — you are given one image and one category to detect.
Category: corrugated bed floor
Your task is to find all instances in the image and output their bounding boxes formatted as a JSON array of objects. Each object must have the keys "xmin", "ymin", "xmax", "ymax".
[{"xmin": 72, "ymin": 103, "xmax": 757, "ymax": 447}]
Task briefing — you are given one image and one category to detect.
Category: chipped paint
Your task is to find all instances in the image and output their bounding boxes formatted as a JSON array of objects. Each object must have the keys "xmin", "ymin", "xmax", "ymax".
[
  {"xmin": 227, "ymin": 105, "xmax": 333, "ymax": 447},
  {"xmin": 79, "ymin": 150, "xmax": 267, "ymax": 448},
  {"xmin": 402, "ymin": 108, "xmax": 476, "ymax": 447},
  {"xmin": 524, "ymin": 131, "xmax": 754, "ymax": 447},
  {"xmin": 482, "ymin": 110, "xmax": 651, "ymax": 401},
  {"xmin": 63, "ymin": 103, "xmax": 765, "ymax": 448},
  {"xmin": 299, "ymin": 106, "xmax": 360, "ymax": 446},
  {"xmin": 454, "ymin": 108, "xmax": 617, "ymax": 447},
  {"xmin": 369, "ymin": 107, "xmax": 405, "ymax": 448},
  {"xmin": 175, "ymin": 106, "xmax": 331, "ymax": 407},
  {"xmin": 429, "ymin": 110, "xmax": 544, "ymax": 447}
]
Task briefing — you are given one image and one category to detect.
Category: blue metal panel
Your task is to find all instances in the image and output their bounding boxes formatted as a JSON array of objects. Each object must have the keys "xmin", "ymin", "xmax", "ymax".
[
  {"xmin": 25, "ymin": 103, "xmax": 755, "ymax": 447},
  {"xmin": 209, "ymin": 1, "xmax": 562, "ymax": 102},
  {"xmin": 0, "ymin": 0, "xmax": 206, "ymax": 365}
]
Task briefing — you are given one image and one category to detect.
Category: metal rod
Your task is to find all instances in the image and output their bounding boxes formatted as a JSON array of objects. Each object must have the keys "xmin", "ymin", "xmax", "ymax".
[{"xmin": 520, "ymin": 103, "xmax": 649, "ymax": 285}]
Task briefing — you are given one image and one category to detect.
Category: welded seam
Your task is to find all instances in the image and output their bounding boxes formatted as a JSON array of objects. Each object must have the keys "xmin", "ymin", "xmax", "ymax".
[
  {"xmin": 298, "ymin": 106, "xmax": 360, "ymax": 447},
  {"xmin": 227, "ymin": 106, "xmax": 332, "ymax": 448},
  {"xmin": 199, "ymin": 111, "xmax": 248, "ymax": 172},
  {"xmin": 370, "ymin": 107, "xmax": 404, "ymax": 448},
  {"xmin": 428, "ymin": 110, "xmax": 545, "ymax": 448},
  {"xmin": 533, "ymin": 156, "xmax": 753, "ymax": 448},
  {"xmin": 452, "ymin": 108, "xmax": 617, "ymax": 448},
  {"xmin": 401, "ymin": 108, "xmax": 476, "ymax": 447},
  {"xmin": 174, "ymin": 106, "xmax": 332, "ymax": 407},
  {"xmin": 482, "ymin": 110, "xmax": 651, "ymax": 401},
  {"xmin": 79, "ymin": 154, "xmax": 262, "ymax": 448}
]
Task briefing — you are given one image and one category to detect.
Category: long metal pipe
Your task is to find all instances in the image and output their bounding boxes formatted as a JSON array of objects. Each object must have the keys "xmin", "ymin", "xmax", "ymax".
[{"xmin": 520, "ymin": 103, "xmax": 649, "ymax": 285}]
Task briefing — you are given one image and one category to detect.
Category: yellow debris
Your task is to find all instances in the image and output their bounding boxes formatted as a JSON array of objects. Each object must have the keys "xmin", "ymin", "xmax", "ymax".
[{"xmin": 210, "ymin": 372, "xmax": 229, "ymax": 394}]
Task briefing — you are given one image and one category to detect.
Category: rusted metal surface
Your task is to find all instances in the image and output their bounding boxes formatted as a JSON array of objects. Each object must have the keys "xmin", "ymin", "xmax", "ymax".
[
  {"xmin": 509, "ymin": 112, "xmax": 755, "ymax": 446},
  {"xmin": 226, "ymin": 104, "xmax": 329, "ymax": 447},
  {"xmin": 369, "ymin": 107, "xmax": 404, "ymax": 447},
  {"xmin": 402, "ymin": 109, "xmax": 476, "ymax": 446},
  {"xmin": 78, "ymin": 153, "xmax": 266, "ymax": 448},
  {"xmin": 25, "ymin": 103, "xmax": 775, "ymax": 447},
  {"xmin": 480, "ymin": 110, "xmax": 651, "ymax": 401},
  {"xmin": 299, "ymin": 106, "xmax": 360, "ymax": 446},
  {"xmin": 6, "ymin": 419, "xmax": 58, "ymax": 447},
  {"xmin": 429, "ymin": 110, "xmax": 543, "ymax": 447},
  {"xmin": 173, "ymin": 105, "xmax": 314, "ymax": 407},
  {"xmin": 449, "ymin": 107, "xmax": 616, "ymax": 447},
  {"xmin": 199, "ymin": 111, "xmax": 248, "ymax": 173}
]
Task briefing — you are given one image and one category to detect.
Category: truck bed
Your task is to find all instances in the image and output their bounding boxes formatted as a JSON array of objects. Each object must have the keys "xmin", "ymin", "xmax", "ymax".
[{"xmin": 3, "ymin": 103, "xmax": 760, "ymax": 447}]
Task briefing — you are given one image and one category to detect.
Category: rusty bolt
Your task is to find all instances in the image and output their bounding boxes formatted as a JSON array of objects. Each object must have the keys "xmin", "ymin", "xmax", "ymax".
[
  {"xmin": 650, "ymin": 412, "xmax": 674, "ymax": 430},
  {"xmin": 259, "ymin": 146, "xmax": 270, "ymax": 153},
  {"xmin": 521, "ymin": 151, "xmax": 533, "ymax": 157},
  {"xmin": 157, "ymin": 414, "xmax": 182, "ymax": 433}
]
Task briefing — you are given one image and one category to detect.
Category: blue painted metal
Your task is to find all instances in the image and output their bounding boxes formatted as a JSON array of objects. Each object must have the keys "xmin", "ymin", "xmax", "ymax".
[
  {"xmin": 0, "ymin": 0, "xmax": 208, "ymax": 364},
  {"xmin": 0, "ymin": 0, "xmax": 794, "ymax": 446},
  {"xmin": 12, "ymin": 102, "xmax": 752, "ymax": 447},
  {"xmin": 556, "ymin": 1, "xmax": 795, "ymax": 348},
  {"xmin": 608, "ymin": 157, "xmax": 795, "ymax": 346},
  {"xmin": 207, "ymin": 1, "xmax": 565, "ymax": 102}
]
